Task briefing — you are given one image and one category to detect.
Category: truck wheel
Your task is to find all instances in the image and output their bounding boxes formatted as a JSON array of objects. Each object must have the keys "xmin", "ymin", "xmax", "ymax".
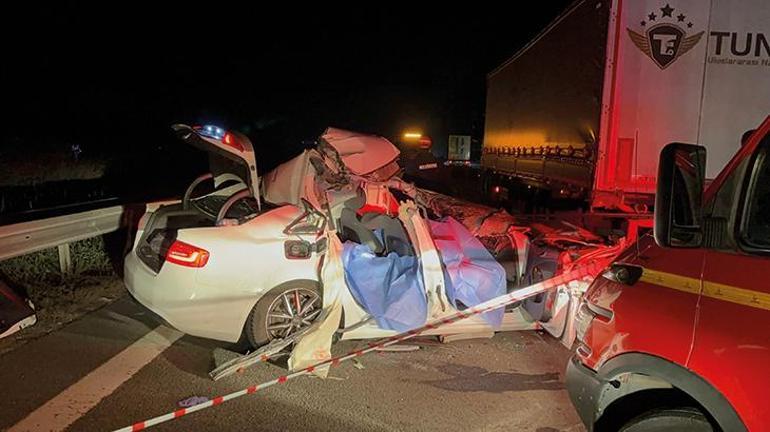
[
  {"xmin": 620, "ymin": 408, "xmax": 713, "ymax": 432},
  {"xmin": 245, "ymin": 281, "xmax": 322, "ymax": 349}
]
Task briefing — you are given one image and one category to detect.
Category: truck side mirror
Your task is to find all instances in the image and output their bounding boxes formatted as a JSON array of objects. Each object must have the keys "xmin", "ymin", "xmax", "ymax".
[{"xmin": 654, "ymin": 143, "xmax": 707, "ymax": 248}]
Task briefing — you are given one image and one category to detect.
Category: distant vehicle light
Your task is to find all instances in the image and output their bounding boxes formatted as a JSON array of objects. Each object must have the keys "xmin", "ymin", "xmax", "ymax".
[{"xmin": 166, "ymin": 240, "xmax": 210, "ymax": 268}]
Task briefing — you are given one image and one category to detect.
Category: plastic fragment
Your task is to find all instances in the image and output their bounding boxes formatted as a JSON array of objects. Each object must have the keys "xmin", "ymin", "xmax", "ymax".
[{"xmin": 177, "ymin": 396, "xmax": 210, "ymax": 408}]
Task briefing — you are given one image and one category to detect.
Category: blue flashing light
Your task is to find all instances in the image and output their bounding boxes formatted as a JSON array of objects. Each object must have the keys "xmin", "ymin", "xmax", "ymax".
[{"xmin": 198, "ymin": 124, "xmax": 226, "ymax": 140}]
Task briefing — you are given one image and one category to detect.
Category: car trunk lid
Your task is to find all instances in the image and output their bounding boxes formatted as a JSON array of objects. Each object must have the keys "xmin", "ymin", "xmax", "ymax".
[{"xmin": 172, "ymin": 124, "xmax": 261, "ymax": 210}]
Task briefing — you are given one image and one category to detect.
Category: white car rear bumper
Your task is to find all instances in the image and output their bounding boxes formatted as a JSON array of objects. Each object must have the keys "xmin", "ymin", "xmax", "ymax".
[{"xmin": 124, "ymin": 252, "xmax": 251, "ymax": 343}]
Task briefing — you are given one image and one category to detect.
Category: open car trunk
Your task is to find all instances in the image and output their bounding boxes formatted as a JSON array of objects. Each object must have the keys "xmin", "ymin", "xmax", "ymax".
[
  {"xmin": 135, "ymin": 204, "xmax": 214, "ymax": 272},
  {"xmin": 135, "ymin": 125, "xmax": 264, "ymax": 273},
  {"xmin": 135, "ymin": 187, "xmax": 269, "ymax": 273}
]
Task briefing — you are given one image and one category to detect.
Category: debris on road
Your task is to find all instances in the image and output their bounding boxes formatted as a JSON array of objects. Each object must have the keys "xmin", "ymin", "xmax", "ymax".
[
  {"xmin": 439, "ymin": 331, "xmax": 495, "ymax": 344},
  {"xmin": 209, "ymin": 327, "xmax": 311, "ymax": 381},
  {"xmin": 0, "ymin": 280, "xmax": 36, "ymax": 340},
  {"xmin": 375, "ymin": 344, "xmax": 420, "ymax": 352},
  {"xmin": 176, "ymin": 396, "xmax": 209, "ymax": 408}
]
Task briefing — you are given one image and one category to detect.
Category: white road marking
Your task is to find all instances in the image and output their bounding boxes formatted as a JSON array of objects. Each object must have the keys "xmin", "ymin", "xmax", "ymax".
[{"xmin": 9, "ymin": 325, "xmax": 182, "ymax": 432}]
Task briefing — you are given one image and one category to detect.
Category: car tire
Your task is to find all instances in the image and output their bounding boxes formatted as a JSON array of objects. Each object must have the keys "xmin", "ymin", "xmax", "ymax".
[
  {"xmin": 620, "ymin": 407, "xmax": 713, "ymax": 432},
  {"xmin": 244, "ymin": 280, "xmax": 322, "ymax": 349}
]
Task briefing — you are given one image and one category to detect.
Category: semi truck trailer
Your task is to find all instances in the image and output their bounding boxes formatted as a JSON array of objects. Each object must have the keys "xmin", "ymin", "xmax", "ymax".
[{"xmin": 481, "ymin": 0, "xmax": 770, "ymax": 212}]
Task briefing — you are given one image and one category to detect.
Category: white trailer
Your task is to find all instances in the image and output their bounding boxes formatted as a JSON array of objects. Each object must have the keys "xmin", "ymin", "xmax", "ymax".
[{"xmin": 482, "ymin": 0, "xmax": 770, "ymax": 211}]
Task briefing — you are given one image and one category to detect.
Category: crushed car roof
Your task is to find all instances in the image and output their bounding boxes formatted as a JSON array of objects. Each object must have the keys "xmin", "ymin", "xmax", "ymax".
[{"xmin": 321, "ymin": 127, "xmax": 400, "ymax": 176}]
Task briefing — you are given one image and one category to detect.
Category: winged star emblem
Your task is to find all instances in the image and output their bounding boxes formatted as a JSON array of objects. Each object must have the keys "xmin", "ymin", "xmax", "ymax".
[{"xmin": 627, "ymin": 4, "xmax": 704, "ymax": 70}]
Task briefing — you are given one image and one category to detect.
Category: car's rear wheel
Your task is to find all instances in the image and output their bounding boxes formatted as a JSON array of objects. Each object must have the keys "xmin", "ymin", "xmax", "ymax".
[
  {"xmin": 620, "ymin": 407, "xmax": 713, "ymax": 432},
  {"xmin": 245, "ymin": 281, "xmax": 322, "ymax": 349}
]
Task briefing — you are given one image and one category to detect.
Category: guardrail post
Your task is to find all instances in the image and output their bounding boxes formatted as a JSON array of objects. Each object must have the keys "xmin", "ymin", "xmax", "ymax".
[{"xmin": 58, "ymin": 243, "xmax": 73, "ymax": 275}]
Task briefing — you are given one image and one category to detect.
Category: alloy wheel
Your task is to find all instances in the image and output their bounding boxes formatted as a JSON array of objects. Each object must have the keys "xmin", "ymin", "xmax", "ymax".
[{"xmin": 265, "ymin": 288, "xmax": 322, "ymax": 340}]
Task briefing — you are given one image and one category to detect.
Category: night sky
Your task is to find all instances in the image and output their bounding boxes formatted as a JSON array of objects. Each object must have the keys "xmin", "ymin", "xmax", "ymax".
[{"xmin": 3, "ymin": 3, "xmax": 571, "ymax": 172}]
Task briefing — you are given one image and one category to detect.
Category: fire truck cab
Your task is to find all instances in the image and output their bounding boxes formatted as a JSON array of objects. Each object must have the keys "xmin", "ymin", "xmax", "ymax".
[{"xmin": 566, "ymin": 116, "xmax": 770, "ymax": 432}]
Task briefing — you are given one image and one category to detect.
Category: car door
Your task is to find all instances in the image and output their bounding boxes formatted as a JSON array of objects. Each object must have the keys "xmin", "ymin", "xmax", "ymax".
[{"xmin": 689, "ymin": 125, "xmax": 770, "ymax": 432}]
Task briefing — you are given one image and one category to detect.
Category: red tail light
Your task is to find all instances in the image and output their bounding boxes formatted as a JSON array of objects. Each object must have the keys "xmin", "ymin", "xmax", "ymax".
[
  {"xmin": 166, "ymin": 241, "xmax": 210, "ymax": 268},
  {"xmin": 222, "ymin": 132, "xmax": 245, "ymax": 152}
]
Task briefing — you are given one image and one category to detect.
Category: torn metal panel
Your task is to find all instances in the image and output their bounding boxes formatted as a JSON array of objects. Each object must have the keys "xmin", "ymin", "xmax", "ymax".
[
  {"xmin": 399, "ymin": 203, "xmax": 450, "ymax": 321},
  {"xmin": 210, "ymin": 329, "xmax": 307, "ymax": 381},
  {"xmin": 288, "ymin": 234, "xmax": 346, "ymax": 377},
  {"xmin": 262, "ymin": 150, "xmax": 320, "ymax": 208}
]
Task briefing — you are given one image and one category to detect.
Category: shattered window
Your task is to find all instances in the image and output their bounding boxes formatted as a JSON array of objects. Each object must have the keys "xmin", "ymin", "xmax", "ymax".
[{"xmin": 743, "ymin": 137, "xmax": 770, "ymax": 249}]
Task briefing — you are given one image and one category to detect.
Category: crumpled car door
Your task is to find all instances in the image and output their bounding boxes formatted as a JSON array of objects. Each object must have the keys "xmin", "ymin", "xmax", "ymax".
[{"xmin": 288, "ymin": 233, "xmax": 346, "ymax": 377}]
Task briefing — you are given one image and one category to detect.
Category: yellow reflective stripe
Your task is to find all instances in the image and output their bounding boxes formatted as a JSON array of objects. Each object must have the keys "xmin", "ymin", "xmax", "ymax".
[
  {"xmin": 640, "ymin": 268, "xmax": 770, "ymax": 311},
  {"xmin": 639, "ymin": 268, "xmax": 701, "ymax": 294},
  {"xmin": 703, "ymin": 281, "xmax": 770, "ymax": 312}
]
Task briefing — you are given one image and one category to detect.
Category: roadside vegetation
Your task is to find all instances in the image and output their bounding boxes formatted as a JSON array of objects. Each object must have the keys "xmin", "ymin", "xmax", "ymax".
[{"xmin": 0, "ymin": 150, "xmax": 107, "ymax": 187}]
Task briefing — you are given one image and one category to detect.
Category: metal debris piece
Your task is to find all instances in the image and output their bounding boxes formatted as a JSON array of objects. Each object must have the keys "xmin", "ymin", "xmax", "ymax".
[
  {"xmin": 209, "ymin": 327, "xmax": 310, "ymax": 381},
  {"xmin": 375, "ymin": 345, "xmax": 420, "ymax": 352},
  {"xmin": 439, "ymin": 331, "xmax": 495, "ymax": 343}
]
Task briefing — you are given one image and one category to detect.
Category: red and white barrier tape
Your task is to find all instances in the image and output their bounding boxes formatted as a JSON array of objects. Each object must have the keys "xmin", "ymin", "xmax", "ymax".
[{"xmin": 113, "ymin": 262, "xmax": 602, "ymax": 432}]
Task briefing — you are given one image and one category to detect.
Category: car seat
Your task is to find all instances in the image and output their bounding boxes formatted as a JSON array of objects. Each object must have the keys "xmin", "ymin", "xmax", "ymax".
[
  {"xmin": 338, "ymin": 193, "xmax": 385, "ymax": 255},
  {"xmin": 361, "ymin": 213, "xmax": 414, "ymax": 257}
]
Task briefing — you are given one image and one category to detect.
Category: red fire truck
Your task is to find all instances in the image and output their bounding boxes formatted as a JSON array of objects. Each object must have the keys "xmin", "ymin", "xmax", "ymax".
[{"xmin": 567, "ymin": 117, "xmax": 770, "ymax": 431}]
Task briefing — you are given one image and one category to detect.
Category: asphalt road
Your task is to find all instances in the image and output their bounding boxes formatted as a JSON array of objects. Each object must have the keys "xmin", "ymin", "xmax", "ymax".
[{"xmin": 0, "ymin": 294, "xmax": 584, "ymax": 432}]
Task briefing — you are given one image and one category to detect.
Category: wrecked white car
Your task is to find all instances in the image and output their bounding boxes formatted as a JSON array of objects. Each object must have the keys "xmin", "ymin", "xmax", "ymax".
[
  {"xmin": 125, "ymin": 125, "xmax": 614, "ymax": 355},
  {"xmin": 125, "ymin": 125, "xmax": 504, "ymax": 348}
]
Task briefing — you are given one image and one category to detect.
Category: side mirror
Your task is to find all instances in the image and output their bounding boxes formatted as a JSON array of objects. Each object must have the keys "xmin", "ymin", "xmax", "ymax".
[{"xmin": 654, "ymin": 143, "xmax": 707, "ymax": 248}]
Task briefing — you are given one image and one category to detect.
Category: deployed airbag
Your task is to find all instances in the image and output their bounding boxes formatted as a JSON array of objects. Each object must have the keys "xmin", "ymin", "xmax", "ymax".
[
  {"xmin": 430, "ymin": 217, "xmax": 506, "ymax": 328},
  {"xmin": 341, "ymin": 242, "xmax": 426, "ymax": 332}
]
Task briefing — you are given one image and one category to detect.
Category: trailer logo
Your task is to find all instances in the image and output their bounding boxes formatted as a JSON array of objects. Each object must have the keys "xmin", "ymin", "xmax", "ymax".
[{"xmin": 627, "ymin": 4, "xmax": 704, "ymax": 69}]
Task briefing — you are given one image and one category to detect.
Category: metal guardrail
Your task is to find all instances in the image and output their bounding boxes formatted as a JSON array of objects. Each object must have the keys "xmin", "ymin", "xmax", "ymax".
[{"xmin": 0, "ymin": 205, "xmax": 126, "ymax": 271}]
